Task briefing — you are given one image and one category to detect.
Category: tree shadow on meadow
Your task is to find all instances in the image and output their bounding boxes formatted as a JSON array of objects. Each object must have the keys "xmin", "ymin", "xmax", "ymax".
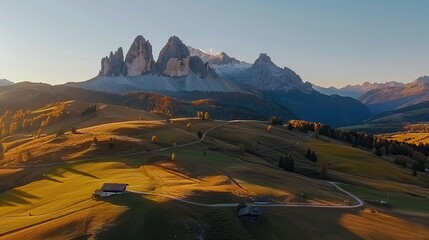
[{"xmin": 0, "ymin": 188, "xmax": 40, "ymax": 207}]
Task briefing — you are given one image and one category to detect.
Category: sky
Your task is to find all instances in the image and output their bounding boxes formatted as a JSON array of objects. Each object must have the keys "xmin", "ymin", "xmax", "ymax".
[{"xmin": 0, "ymin": 0, "xmax": 428, "ymax": 88}]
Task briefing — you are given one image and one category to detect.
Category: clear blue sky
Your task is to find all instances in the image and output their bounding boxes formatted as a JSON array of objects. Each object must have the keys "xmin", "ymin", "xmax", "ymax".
[{"xmin": 0, "ymin": 0, "xmax": 428, "ymax": 87}]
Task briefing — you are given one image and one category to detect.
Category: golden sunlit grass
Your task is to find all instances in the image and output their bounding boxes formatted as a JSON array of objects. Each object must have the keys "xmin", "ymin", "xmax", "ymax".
[
  {"xmin": 1, "ymin": 116, "xmax": 429, "ymax": 239},
  {"xmin": 340, "ymin": 209, "xmax": 429, "ymax": 240},
  {"xmin": 386, "ymin": 132, "xmax": 429, "ymax": 145}
]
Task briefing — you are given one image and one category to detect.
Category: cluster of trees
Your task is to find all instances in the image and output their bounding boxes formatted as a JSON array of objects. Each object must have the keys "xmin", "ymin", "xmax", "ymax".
[
  {"xmin": 306, "ymin": 149, "xmax": 317, "ymax": 162},
  {"xmin": 197, "ymin": 111, "xmax": 209, "ymax": 120},
  {"xmin": 0, "ymin": 103, "xmax": 68, "ymax": 138},
  {"xmin": 279, "ymin": 154, "xmax": 295, "ymax": 172},
  {"xmin": 287, "ymin": 120, "xmax": 428, "ymax": 173},
  {"xmin": 403, "ymin": 124, "xmax": 429, "ymax": 133},
  {"xmin": 81, "ymin": 104, "xmax": 97, "ymax": 116},
  {"xmin": 268, "ymin": 116, "xmax": 283, "ymax": 126}
]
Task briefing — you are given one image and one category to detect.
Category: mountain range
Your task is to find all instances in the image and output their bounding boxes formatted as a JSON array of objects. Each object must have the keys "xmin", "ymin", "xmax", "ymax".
[
  {"xmin": 66, "ymin": 34, "xmax": 371, "ymax": 126},
  {"xmin": 315, "ymin": 76, "xmax": 429, "ymax": 113}
]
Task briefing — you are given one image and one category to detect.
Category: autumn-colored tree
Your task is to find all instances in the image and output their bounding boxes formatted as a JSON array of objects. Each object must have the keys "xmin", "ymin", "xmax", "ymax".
[
  {"xmin": 267, "ymin": 125, "xmax": 273, "ymax": 133},
  {"xmin": 151, "ymin": 135, "xmax": 158, "ymax": 143},
  {"xmin": 9, "ymin": 121, "xmax": 18, "ymax": 134},
  {"xmin": 204, "ymin": 112, "xmax": 209, "ymax": 120},
  {"xmin": 171, "ymin": 153, "xmax": 176, "ymax": 161}
]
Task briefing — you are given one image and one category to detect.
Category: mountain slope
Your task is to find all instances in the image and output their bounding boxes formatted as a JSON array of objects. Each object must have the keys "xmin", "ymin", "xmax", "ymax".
[
  {"xmin": 216, "ymin": 53, "xmax": 370, "ymax": 126},
  {"xmin": 360, "ymin": 76, "xmax": 429, "ymax": 113},
  {"xmin": 0, "ymin": 79, "xmax": 14, "ymax": 87}
]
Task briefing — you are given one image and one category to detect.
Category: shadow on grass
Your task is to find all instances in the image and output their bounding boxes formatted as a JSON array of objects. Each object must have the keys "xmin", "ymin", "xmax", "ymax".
[
  {"xmin": 62, "ymin": 166, "xmax": 99, "ymax": 179},
  {"xmin": 0, "ymin": 189, "xmax": 40, "ymax": 206}
]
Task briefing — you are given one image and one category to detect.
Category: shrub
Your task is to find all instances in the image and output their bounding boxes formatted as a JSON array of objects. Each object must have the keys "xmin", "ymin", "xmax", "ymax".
[
  {"xmin": 93, "ymin": 137, "xmax": 98, "ymax": 143},
  {"xmin": 238, "ymin": 144, "xmax": 245, "ymax": 155},
  {"xmin": 187, "ymin": 123, "xmax": 192, "ymax": 130},
  {"xmin": 56, "ymin": 127, "xmax": 64, "ymax": 137},
  {"xmin": 197, "ymin": 130, "xmax": 203, "ymax": 139},
  {"xmin": 151, "ymin": 135, "xmax": 158, "ymax": 143},
  {"xmin": 108, "ymin": 137, "xmax": 116, "ymax": 148},
  {"xmin": 267, "ymin": 125, "xmax": 273, "ymax": 133},
  {"xmin": 71, "ymin": 127, "xmax": 78, "ymax": 134},
  {"xmin": 81, "ymin": 104, "xmax": 97, "ymax": 116},
  {"xmin": 171, "ymin": 153, "xmax": 176, "ymax": 161}
]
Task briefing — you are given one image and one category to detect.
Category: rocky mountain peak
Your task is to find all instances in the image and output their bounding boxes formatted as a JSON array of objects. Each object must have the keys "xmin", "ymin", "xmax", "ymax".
[
  {"xmin": 99, "ymin": 47, "xmax": 125, "ymax": 77},
  {"xmin": 124, "ymin": 35, "xmax": 155, "ymax": 76},
  {"xmin": 254, "ymin": 53, "xmax": 273, "ymax": 65},
  {"xmin": 156, "ymin": 36, "xmax": 191, "ymax": 77}
]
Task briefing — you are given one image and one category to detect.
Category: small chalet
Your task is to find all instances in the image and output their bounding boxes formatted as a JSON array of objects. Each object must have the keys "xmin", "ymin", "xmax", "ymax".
[
  {"xmin": 93, "ymin": 183, "xmax": 128, "ymax": 198},
  {"xmin": 252, "ymin": 196, "xmax": 269, "ymax": 205},
  {"xmin": 238, "ymin": 206, "xmax": 262, "ymax": 222}
]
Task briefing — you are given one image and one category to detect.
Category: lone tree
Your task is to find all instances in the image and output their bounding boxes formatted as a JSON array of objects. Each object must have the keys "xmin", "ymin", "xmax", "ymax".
[
  {"xmin": 238, "ymin": 144, "xmax": 245, "ymax": 155},
  {"xmin": 71, "ymin": 127, "xmax": 78, "ymax": 134},
  {"xmin": 311, "ymin": 150, "xmax": 317, "ymax": 162},
  {"xmin": 321, "ymin": 161, "xmax": 329, "ymax": 179},
  {"xmin": 204, "ymin": 112, "xmax": 209, "ymax": 120},
  {"xmin": 197, "ymin": 130, "xmax": 203, "ymax": 139},
  {"xmin": 171, "ymin": 153, "xmax": 176, "ymax": 161},
  {"xmin": 151, "ymin": 135, "xmax": 158, "ymax": 143},
  {"xmin": 267, "ymin": 125, "xmax": 273, "ymax": 133},
  {"xmin": 412, "ymin": 161, "xmax": 418, "ymax": 176},
  {"xmin": 0, "ymin": 142, "xmax": 4, "ymax": 159}
]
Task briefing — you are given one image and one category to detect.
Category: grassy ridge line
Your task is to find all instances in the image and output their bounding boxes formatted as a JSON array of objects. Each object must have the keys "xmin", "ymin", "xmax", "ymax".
[{"xmin": 0, "ymin": 119, "xmax": 249, "ymax": 169}]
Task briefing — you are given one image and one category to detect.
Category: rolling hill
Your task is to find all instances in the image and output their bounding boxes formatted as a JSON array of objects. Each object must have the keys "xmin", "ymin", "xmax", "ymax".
[{"xmin": 1, "ymin": 111, "xmax": 428, "ymax": 239}]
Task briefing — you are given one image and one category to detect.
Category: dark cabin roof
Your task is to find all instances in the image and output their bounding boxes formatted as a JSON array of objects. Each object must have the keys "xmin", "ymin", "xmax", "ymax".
[
  {"xmin": 238, "ymin": 206, "xmax": 262, "ymax": 217},
  {"xmin": 101, "ymin": 183, "xmax": 128, "ymax": 192}
]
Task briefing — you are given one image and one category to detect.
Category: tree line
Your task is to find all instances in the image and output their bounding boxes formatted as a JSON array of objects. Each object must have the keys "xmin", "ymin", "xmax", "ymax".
[{"xmin": 288, "ymin": 120, "xmax": 427, "ymax": 173}]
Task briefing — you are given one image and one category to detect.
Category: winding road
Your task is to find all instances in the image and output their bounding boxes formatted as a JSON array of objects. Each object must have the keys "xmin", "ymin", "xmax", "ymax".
[{"xmin": 128, "ymin": 181, "xmax": 363, "ymax": 208}]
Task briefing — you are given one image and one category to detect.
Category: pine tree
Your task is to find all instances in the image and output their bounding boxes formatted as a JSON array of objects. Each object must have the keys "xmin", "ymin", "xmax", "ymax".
[
  {"xmin": 311, "ymin": 150, "xmax": 317, "ymax": 162},
  {"xmin": 321, "ymin": 161, "xmax": 328, "ymax": 179},
  {"xmin": 306, "ymin": 149, "xmax": 311, "ymax": 159}
]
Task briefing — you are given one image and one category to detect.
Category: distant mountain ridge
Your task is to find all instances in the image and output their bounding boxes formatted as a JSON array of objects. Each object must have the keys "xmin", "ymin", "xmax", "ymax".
[
  {"xmin": 0, "ymin": 79, "xmax": 14, "ymax": 87},
  {"xmin": 314, "ymin": 76, "xmax": 429, "ymax": 114}
]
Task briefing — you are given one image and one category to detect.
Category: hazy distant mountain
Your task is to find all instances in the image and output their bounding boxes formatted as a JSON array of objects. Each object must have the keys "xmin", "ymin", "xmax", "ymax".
[
  {"xmin": 0, "ymin": 79, "xmax": 14, "ymax": 87},
  {"xmin": 314, "ymin": 81, "xmax": 403, "ymax": 99},
  {"xmin": 359, "ymin": 76, "xmax": 429, "ymax": 113}
]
